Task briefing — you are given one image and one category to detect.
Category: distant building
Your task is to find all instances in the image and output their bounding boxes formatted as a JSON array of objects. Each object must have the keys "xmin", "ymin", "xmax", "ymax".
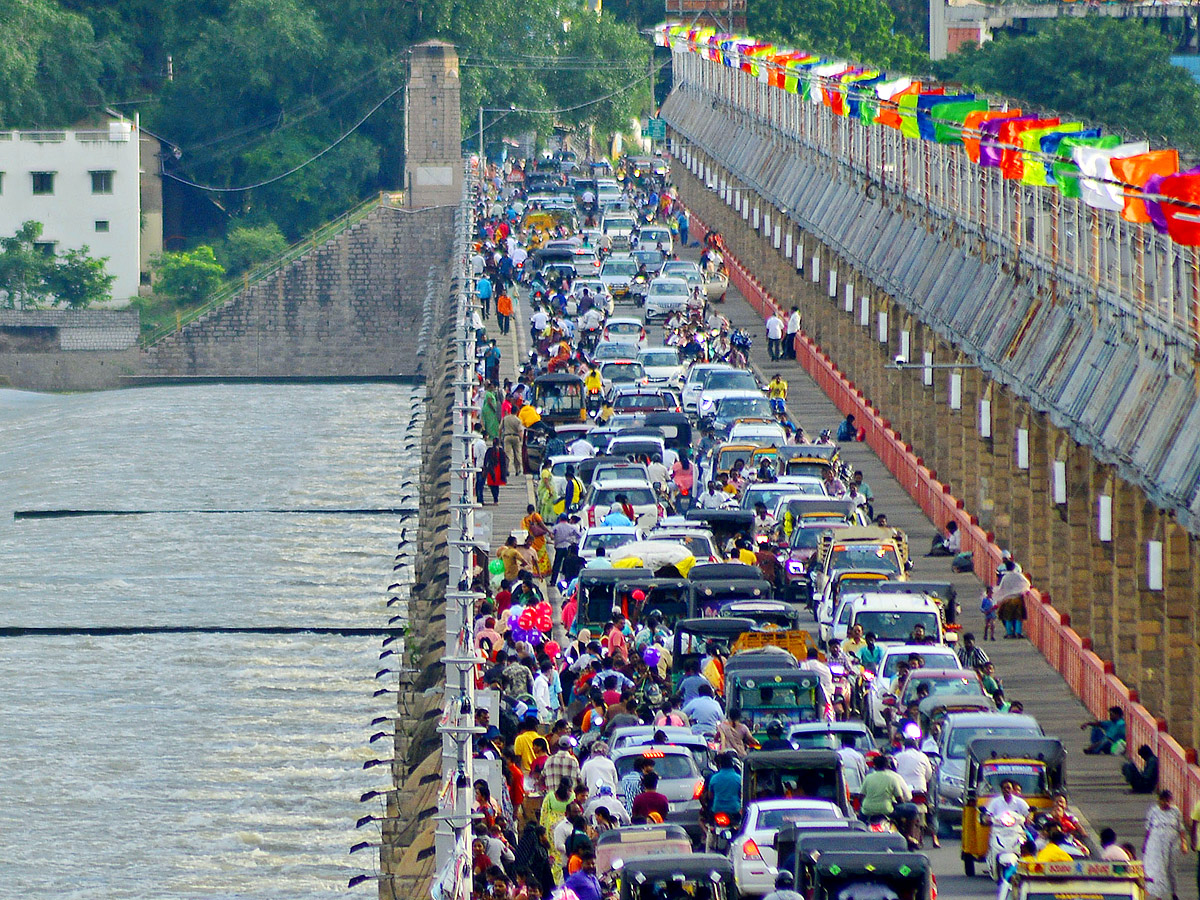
[
  {"xmin": 0, "ymin": 113, "xmax": 162, "ymax": 305},
  {"xmin": 663, "ymin": 0, "xmax": 745, "ymax": 33}
]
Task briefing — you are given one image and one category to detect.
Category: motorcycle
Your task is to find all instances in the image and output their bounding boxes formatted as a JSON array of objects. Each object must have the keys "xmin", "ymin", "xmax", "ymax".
[
  {"xmin": 585, "ymin": 388, "xmax": 604, "ymax": 419},
  {"xmin": 706, "ymin": 810, "xmax": 742, "ymax": 854}
]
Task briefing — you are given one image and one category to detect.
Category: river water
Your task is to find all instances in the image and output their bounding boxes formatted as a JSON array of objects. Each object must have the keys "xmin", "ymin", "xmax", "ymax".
[{"xmin": 0, "ymin": 384, "xmax": 422, "ymax": 898}]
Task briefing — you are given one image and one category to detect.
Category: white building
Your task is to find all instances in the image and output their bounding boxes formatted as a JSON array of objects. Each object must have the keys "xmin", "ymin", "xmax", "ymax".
[{"xmin": 0, "ymin": 114, "xmax": 160, "ymax": 305}]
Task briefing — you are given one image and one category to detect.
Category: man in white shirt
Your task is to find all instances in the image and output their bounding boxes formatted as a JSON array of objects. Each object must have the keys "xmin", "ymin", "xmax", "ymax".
[
  {"xmin": 836, "ymin": 737, "xmax": 868, "ymax": 796},
  {"xmin": 471, "ymin": 425, "xmax": 488, "ymax": 506},
  {"xmin": 568, "ymin": 437, "xmax": 596, "ymax": 458},
  {"xmin": 470, "ymin": 251, "xmax": 486, "ymax": 277},
  {"xmin": 765, "ymin": 313, "xmax": 785, "ymax": 360},
  {"xmin": 646, "ymin": 458, "xmax": 669, "ymax": 492},
  {"xmin": 530, "ymin": 308, "xmax": 549, "ymax": 340},
  {"xmin": 800, "ymin": 648, "xmax": 833, "ymax": 706},
  {"xmin": 580, "ymin": 743, "xmax": 619, "ymax": 795},
  {"xmin": 982, "ymin": 779, "xmax": 1031, "ymax": 824},
  {"xmin": 698, "ymin": 482, "xmax": 728, "ymax": 510},
  {"xmin": 786, "ymin": 306, "xmax": 802, "ymax": 360},
  {"xmin": 893, "ymin": 739, "xmax": 934, "ymax": 795}
]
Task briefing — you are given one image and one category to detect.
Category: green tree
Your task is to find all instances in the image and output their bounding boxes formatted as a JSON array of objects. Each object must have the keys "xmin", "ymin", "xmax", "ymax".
[
  {"xmin": 0, "ymin": 221, "xmax": 114, "ymax": 309},
  {"xmin": 0, "ymin": 0, "xmax": 117, "ymax": 125},
  {"xmin": 217, "ymin": 223, "xmax": 289, "ymax": 275},
  {"xmin": 151, "ymin": 246, "xmax": 225, "ymax": 307},
  {"xmin": 749, "ymin": 0, "xmax": 927, "ymax": 70},
  {"xmin": 935, "ymin": 19, "xmax": 1200, "ymax": 152}
]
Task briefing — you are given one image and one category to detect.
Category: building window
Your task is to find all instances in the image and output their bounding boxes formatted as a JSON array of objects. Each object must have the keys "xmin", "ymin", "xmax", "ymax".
[
  {"xmin": 95, "ymin": 220, "xmax": 110, "ymax": 233},
  {"xmin": 33, "ymin": 241, "xmax": 56, "ymax": 256},
  {"xmin": 431, "ymin": 95, "xmax": 437, "ymax": 105},
  {"xmin": 91, "ymin": 170, "xmax": 114, "ymax": 194},
  {"xmin": 31, "ymin": 172, "xmax": 55, "ymax": 195}
]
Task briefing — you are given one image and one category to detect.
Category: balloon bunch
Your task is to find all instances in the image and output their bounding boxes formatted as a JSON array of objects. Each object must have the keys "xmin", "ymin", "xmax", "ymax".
[
  {"xmin": 642, "ymin": 645, "xmax": 662, "ymax": 668},
  {"xmin": 506, "ymin": 600, "xmax": 554, "ymax": 646}
]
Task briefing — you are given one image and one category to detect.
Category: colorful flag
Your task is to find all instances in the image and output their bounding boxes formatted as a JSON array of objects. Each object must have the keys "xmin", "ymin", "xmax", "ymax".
[
  {"xmin": 1054, "ymin": 135, "xmax": 1121, "ymax": 199},
  {"xmin": 1110, "ymin": 150, "xmax": 1180, "ymax": 223},
  {"xmin": 1074, "ymin": 141, "xmax": 1149, "ymax": 210},
  {"xmin": 963, "ymin": 110, "xmax": 1022, "ymax": 163},
  {"xmin": 929, "ymin": 100, "xmax": 989, "ymax": 144}
]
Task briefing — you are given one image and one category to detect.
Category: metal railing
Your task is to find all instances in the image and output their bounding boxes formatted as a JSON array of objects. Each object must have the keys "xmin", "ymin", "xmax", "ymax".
[{"xmin": 141, "ymin": 191, "xmax": 404, "ymax": 348}]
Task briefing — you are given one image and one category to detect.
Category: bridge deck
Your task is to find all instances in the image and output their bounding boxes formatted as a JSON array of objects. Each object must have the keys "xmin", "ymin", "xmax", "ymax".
[{"xmin": 473, "ymin": 246, "xmax": 1194, "ymax": 896}]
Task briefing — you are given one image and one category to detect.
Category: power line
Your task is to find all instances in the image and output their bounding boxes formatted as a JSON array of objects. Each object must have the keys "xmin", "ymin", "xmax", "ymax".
[{"xmin": 161, "ymin": 82, "xmax": 405, "ymax": 193}]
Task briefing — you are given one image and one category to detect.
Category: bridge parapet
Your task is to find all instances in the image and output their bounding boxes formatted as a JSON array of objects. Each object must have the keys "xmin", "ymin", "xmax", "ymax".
[{"xmin": 663, "ymin": 45, "xmax": 1200, "ymax": 535}]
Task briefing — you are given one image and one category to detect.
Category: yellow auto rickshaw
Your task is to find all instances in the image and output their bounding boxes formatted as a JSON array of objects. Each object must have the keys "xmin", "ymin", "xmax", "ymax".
[
  {"xmin": 961, "ymin": 736, "xmax": 1066, "ymax": 875},
  {"xmin": 715, "ymin": 443, "xmax": 756, "ymax": 477}
]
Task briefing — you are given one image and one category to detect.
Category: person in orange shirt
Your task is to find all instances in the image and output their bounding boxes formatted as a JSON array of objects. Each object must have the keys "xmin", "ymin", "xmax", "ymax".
[{"xmin": 496, "ymin": 291, "xmax": 514, "ymax": 335}]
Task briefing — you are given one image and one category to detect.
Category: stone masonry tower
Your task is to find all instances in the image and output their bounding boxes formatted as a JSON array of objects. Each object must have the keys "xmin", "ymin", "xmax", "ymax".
[{"xmin": 405, "ymin": 40, "xmax": 464, "ymax": 207}]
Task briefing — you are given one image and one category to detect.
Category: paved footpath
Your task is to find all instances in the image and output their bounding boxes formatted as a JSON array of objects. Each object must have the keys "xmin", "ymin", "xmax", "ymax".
[{"xmin": 473, "ymin": 238, "xmax": 1195, "ymax": 898}]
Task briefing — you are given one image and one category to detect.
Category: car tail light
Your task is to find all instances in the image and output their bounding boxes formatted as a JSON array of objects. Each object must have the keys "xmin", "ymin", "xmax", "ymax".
[
  {"xmin": 692, "ymin": 780, "xmax": 705, "ymax": 799},
  {"xmin": 587, "ymin": 508, "xmax": 596, "ymax": 527},
  {"xmin": 741, "ymin": 838, "xmax": 762, "ymax": 860}
]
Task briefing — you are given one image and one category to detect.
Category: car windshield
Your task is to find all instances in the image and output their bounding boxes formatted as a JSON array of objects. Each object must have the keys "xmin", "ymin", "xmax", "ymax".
[
  {"xmin": 719, "ymin": 397, "xmax": 773, "ymax": 418},
  {"xmin": 604, "ymin": 219, "xmax": 634, "ymax": 232},
  {"xmin": 601, "ymin": 362, "xmax": 644, "ymax": 381},
  {"xmin": 704, "ymin": 371, "xmax": 759, "ymax": 391},
  {"xmin": 828, "ymin": 545, "xmax": 902, "ymax": 573},
  {"xmin": 614, "ymin": 753, "xmax": 696, "ymax": 780},
  {"xmin": 535, "ymin": 382, "xmax": 583, "ymax": 411},
  {"xmin": 881, "ymin": 652, "xmax": 958, "ymax": 677},
  {"xmin": 634, "ymin": 250, "xmax": 664, "ymax": 266},
  {"xmin": 591, "ymin": 487, "xmax": 657, "ymax": 506},
  {"xmin": 602, "ymin": 259, "xmax": 638, "ymax": 276},
  {"xmin": 582, "ymin": 531, "xmax": 638, "ymax": 552},
  {"xmin": 947, "ymin": 726, "xmax": 1040, "ymax": 758},
  {"xmin": 757, "ymin": 806, "xmax": 842, "ymax": 829},
  {"xmin": 653, "ymin": 281, "xmax": 689, "ymax": 296},
  {"xmin": 791, "ymin": 527, "xmax": 830, "ymax": 550},
  {"xmin": 854, "ymin": 611, "xmax": 939, "ymax": 642},
  {"xmin": 687, "ymin": 367, "xmax": 726, "ymax": 386},
  {"xmin": 640, "ymin": 350, "xmax": 679, "ymax": 366},
  {"xmin": 743, "ymin": 485, "xmax": 805, "ymax": 507},
  {"xmin": 792, "ymin": 729, "xmax": 873, "ymax": 753}
]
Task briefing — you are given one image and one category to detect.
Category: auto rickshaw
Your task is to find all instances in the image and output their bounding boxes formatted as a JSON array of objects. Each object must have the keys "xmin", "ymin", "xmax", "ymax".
[
  {"xmin": 671, "ymin": 616, "xmax": 757, "ymax": 685},
  {"xmin": 571, "ymin": 569, "xmax": 656, "ymax": 636},
  {"xmin": 777, "ymin": 443, "xmax": 840, "ymax": 478},
  {"xmin": 714, "ymin": 443, "xmax": 757, "ymax": 477},
  {"xmin": 727, "ymin": 669, "xmax": 826, "ymax": 739},
  {"xmin": 614, "ymin": 853, "xmax": 734, "ymax": 900},
  {"xmin": 788, "ymin": 831, "xmax": 903, "ymax": 895},
  {"xmin": 692, "ymin": 578, "xmax": 774, "ymax": 616},
  {"xmin": 961, "ymin": 737, "xmax": 1067, "ymax": 876},
  {"xmin": 684, "ymin": 509, "xmax": 757, "ymax": 558},
  {"xmin": 637, "ymin": 576, "xmax": 693, "ymax": 627},
  {"xmin": 532, "ymin": 373, "xmax": 586, "ymax": 426},
  {"xmin": 742, "ymin": 749, "xmax": 851, "ymax": 815},
  {"xmin": 643, "ymin": 412, "xmax": 692, "ymax": 455},
  {"xmin": 595, "ymin": 824, "xmax": 691, "ymax": 876},
  {"xmin": 719, "ymin": 599, "xmax": 802, "ymax": 630},
  {"xmin": 808, "ymin": 851, "xmax": 934, "ymax": 900}
]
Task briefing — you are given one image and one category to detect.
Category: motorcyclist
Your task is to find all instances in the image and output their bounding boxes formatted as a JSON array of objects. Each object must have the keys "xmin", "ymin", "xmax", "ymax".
[
  {"xmin": 892, "ymin": 737, "xmax": 938, "ymax": 848},
  {"xmin": 763, "ymin": 870, "xmax": 804, "ymax": 900},
  {"xmin": 701, "ymin": 751, "xmax": 743, "ymax": 850},
  {"xmin": 760, "ymin": 720, "xmax": 793, "ymax": 751}
]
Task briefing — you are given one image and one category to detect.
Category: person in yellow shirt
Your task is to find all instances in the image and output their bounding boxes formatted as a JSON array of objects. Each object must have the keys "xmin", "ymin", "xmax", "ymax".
[
  {"xmin": 842, "ymin": 623, "xmax": 868, "ymax": 657},
  {"xmin": 767, "ymin": 373, "xmax": 788, "ymax": 415},
  {"xmin": 518, "ymin": 400, "xmax": 541, "ymax": 429},
  {"xmin": 598, "ymin": 399, "xmax": 614, "ymax": 423},
  {"xmin": 512, "ymin": 716, "xmax": 542, "ymax": 772},
  {"xmin": 584, "ymin": 366, "xmax": 603, "ymax": 395},
  {"xmin": 702, "ymin": 646, "xmax": 727, "ymax": 696},
  {"xmin": 1035, "ymin": 825, "xmax": 1076, "ymax": 862}
]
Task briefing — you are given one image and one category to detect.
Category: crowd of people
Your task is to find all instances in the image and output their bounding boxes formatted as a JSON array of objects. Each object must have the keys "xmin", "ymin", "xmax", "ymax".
[{"xmin": 454, "ymin": 153, "xmax": 1190, "ymax": 900}]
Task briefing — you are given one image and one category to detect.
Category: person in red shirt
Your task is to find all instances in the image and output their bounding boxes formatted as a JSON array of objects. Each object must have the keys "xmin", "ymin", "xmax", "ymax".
[
  {"xmin": 607, "ymin": 616, "xmax": 629, "ymax": 665},
  {"xmin": 631, "ymin": 771, "xmax": 670, "ymax": 823}
]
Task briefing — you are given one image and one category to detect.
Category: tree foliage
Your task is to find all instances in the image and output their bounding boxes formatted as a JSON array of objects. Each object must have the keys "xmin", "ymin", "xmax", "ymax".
[
  {"xmin": 151, "ymin": 246, "xmax": 225, "ymax": 307},
  {"xmin": 217, "ymin": 224, "xmax": 289, "ymax": 275},
  {"xmin": 0, "ymin": 221, "xmax": 114, "ymax": 309},
  {"xmin": 749, "ymin": 0, "xmax": 927, "ymax": 70},
  {"xmin": 935, "ymin": 19, "xmax": 1200, "ymax": 152}
]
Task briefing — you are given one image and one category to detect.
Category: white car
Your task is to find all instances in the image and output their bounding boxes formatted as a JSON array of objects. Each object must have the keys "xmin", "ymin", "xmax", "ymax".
[
  {"xmin": 681, "ymin": 363, "xmax": 733, "ymax": 413},
  {"xmin": 728, "ymin": 421, "xmax": 789, "ymax": 447},
  {"xmin": 731, "ymin": 799, "xmax": 848, "ymax": 897},
  {"xmin": 582, "ymin": 479, "xmax": 663, "ymax": 530},
  {"xmin": 598, "ymin": 359, "xmax": 646, "ymax": 395},
  {"xmin": 599, "ymin": 254, "xmax": 639, "ymax": 299},
  {"xmin": 636, "ymin": 224, "xmax": 674, "ymax": 256},
  {"xmin": 546, "ymin": 453, "xmax": 591, "ymax": 496},
  {"xmin": 696, "ymin": 369, "xmax": 763, "ymax": 418},
  {"xmin": 602, "ymin": 215, "xmax": 637, "ymax": 250},
  {"xmin": 661, "ymin": 260, "xmax": 702, "ymax": 279},
  {"xmin": 862, "ymin": 643, "xmax": 962, "ymax": 734},
  {"xmin": 602, "ymin": 317, "xmax": 647, "ymax": 349},
  {"xmin": 643, "ymin": 276, "xmax": 691, "ymax": 322},
  {"xmin": 570, "ymin": 277, "xmax": 614, "ymax": 316},
  {"xmin": 577, "ymin": 524, "xmax": 642, "ymax": 560},
  {"xmin": 637, "ymin": 347, "xmax": 683, "ymax": 385},
  {"xmin": 648, "ymin": 527, "xmax": 719, "ymax": 562}
]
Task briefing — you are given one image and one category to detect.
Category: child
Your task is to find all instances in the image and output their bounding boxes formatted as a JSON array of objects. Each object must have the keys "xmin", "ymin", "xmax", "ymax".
[{"xmin": 981, "ymin": 586, "xmax": 998, "ymax": 641}]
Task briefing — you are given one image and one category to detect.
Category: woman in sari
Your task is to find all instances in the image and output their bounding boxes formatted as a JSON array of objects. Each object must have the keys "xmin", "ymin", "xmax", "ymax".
[
  {"xmin": 481, "ymin": 384, "xmax": 501, "ymax": 440},
  {"xmin": 539, "ymin": 778, "xmax": 573, "ymax": 881},
  {"xmin": 1143, "ymin": 789, "xmax": 1186, "ymax": 900},
  {"xmin": 483, "ymin": 439, "xmax": 507, "ymax": 503},
  {"xmin": 522, "ymin": 503, "xmax": 552, "ymax": 577},
  {"xmin": 535, "ymin": 467, "xmax": 556, "ymax": 522}
]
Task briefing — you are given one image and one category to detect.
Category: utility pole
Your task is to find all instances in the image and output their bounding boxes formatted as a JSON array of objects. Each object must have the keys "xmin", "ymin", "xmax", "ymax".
[{"xmin": 478, "ymin": 105, "xmax": 484, "ymax": 200}]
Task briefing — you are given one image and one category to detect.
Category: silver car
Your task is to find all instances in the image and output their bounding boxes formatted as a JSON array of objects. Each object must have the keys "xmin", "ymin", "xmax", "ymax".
[{"xmin": 612, "ymin": 744, "xmax": 705, "ymax": 841}]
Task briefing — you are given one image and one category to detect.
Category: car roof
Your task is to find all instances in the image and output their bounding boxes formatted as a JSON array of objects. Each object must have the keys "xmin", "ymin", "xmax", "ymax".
[
  {"xmin": 789, "ymin": 721, "xmax": 871, "ymax": 734},
  {"xmin": 748, "ymin": 798, "xmax": 842, "ymax": 812},
  {"xmin": 849, "ymin": 594, "xmax": 938, "ymax": 609},
  {"xmin": 944, "ymin": 712, "xmax": 1041, "ymax": 729},
  {"xmin": 908, "ymin": 668, "xmax": 973, "ymax": 679},
  {"xmin": 582, "ymin": 524, "xmax": 641, "ymax": 535},
  {"xmin": 590, "ymin": 478, "xmax": 656, "ymax": 489},
  {"xmin": 881, "ymin": 644, "xmax": 959, "ymax": 659}
]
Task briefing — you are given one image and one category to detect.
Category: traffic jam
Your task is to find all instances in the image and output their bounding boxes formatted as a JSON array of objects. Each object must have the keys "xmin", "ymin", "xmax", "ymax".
[{"xmin": 468, "ymin": 152, "xmax": 1146, "ymax": 900}]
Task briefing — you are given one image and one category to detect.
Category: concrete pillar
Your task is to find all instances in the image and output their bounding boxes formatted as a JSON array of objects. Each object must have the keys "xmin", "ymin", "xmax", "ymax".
[
  {"xmin": 975, "ymin": 381, "xmax": 997, "ymax": 534},
  {"xmin": 1162, "ymin": 520, "xmax": 1195, "ymax": 742},
  {"xmin": 1024, "ymin": 413, "xmax": 1051, "ymax": 579},
  {"xmin": 1090, "ymin": 467, "xmax": 1118, "ymax": 662},
  {"xmin": 958, "ymin": 365, "xmax": 983, "ymax": 524},
  {"xmin": 1111, "ymin": 476, "xmax": 1141, "ymax": 679},
  {"xmin": 989, "ymin": 385, "xmax": 1015, "ymax": 540},
  {"xmin": 1135, "ymin": 503, "xmax": 1165, "ymax": 714},
  {"xmin": 1064, "ymin": 447, "xmax": 1093, "ymax": 627}
]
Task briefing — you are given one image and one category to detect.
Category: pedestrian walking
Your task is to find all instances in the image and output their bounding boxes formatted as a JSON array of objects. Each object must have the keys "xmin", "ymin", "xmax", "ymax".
[
  {"xmin": 1144, "ymin": 790, "xmax": 1187, "ymax": 900},
  {"xmin": 496, "ymin": 290, "xmax": 513, "ymax": 334},
  {"xmin": 501, "ymin": 409, "xmax": 525, "ymax": 477},
  {"xmin": 765, "ymin": 312, "xmax": 784, "ymax": 360},
  {"xmin": 786, "ymin": 305, "xmax": 801, "ymax": 359},
  {"xmin": 483, "ymin": 439, "xmax": 506, "ymax": 503},
  {"xmin": 477, "ymin": 273, "xmax": 493, "ymax": 318}
]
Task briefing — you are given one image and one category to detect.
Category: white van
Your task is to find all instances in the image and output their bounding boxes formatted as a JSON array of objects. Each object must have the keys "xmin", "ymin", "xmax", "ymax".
[
  {"xmin": 635, "ymin": 225, "xmax": 673, "ymax": 256},
  {"xmin": 845, "ymin": 593, "xmax": 949, "ymax": 646}
]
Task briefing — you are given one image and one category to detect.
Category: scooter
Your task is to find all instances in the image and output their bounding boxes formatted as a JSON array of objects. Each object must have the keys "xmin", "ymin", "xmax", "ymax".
[
  {"xmin": 985, "ymin": 810, "xmax": 1026, "ymax": 883},
  {"xmin": 706, "ymin": 810, "xmax": 742, "ymax": 854}
]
